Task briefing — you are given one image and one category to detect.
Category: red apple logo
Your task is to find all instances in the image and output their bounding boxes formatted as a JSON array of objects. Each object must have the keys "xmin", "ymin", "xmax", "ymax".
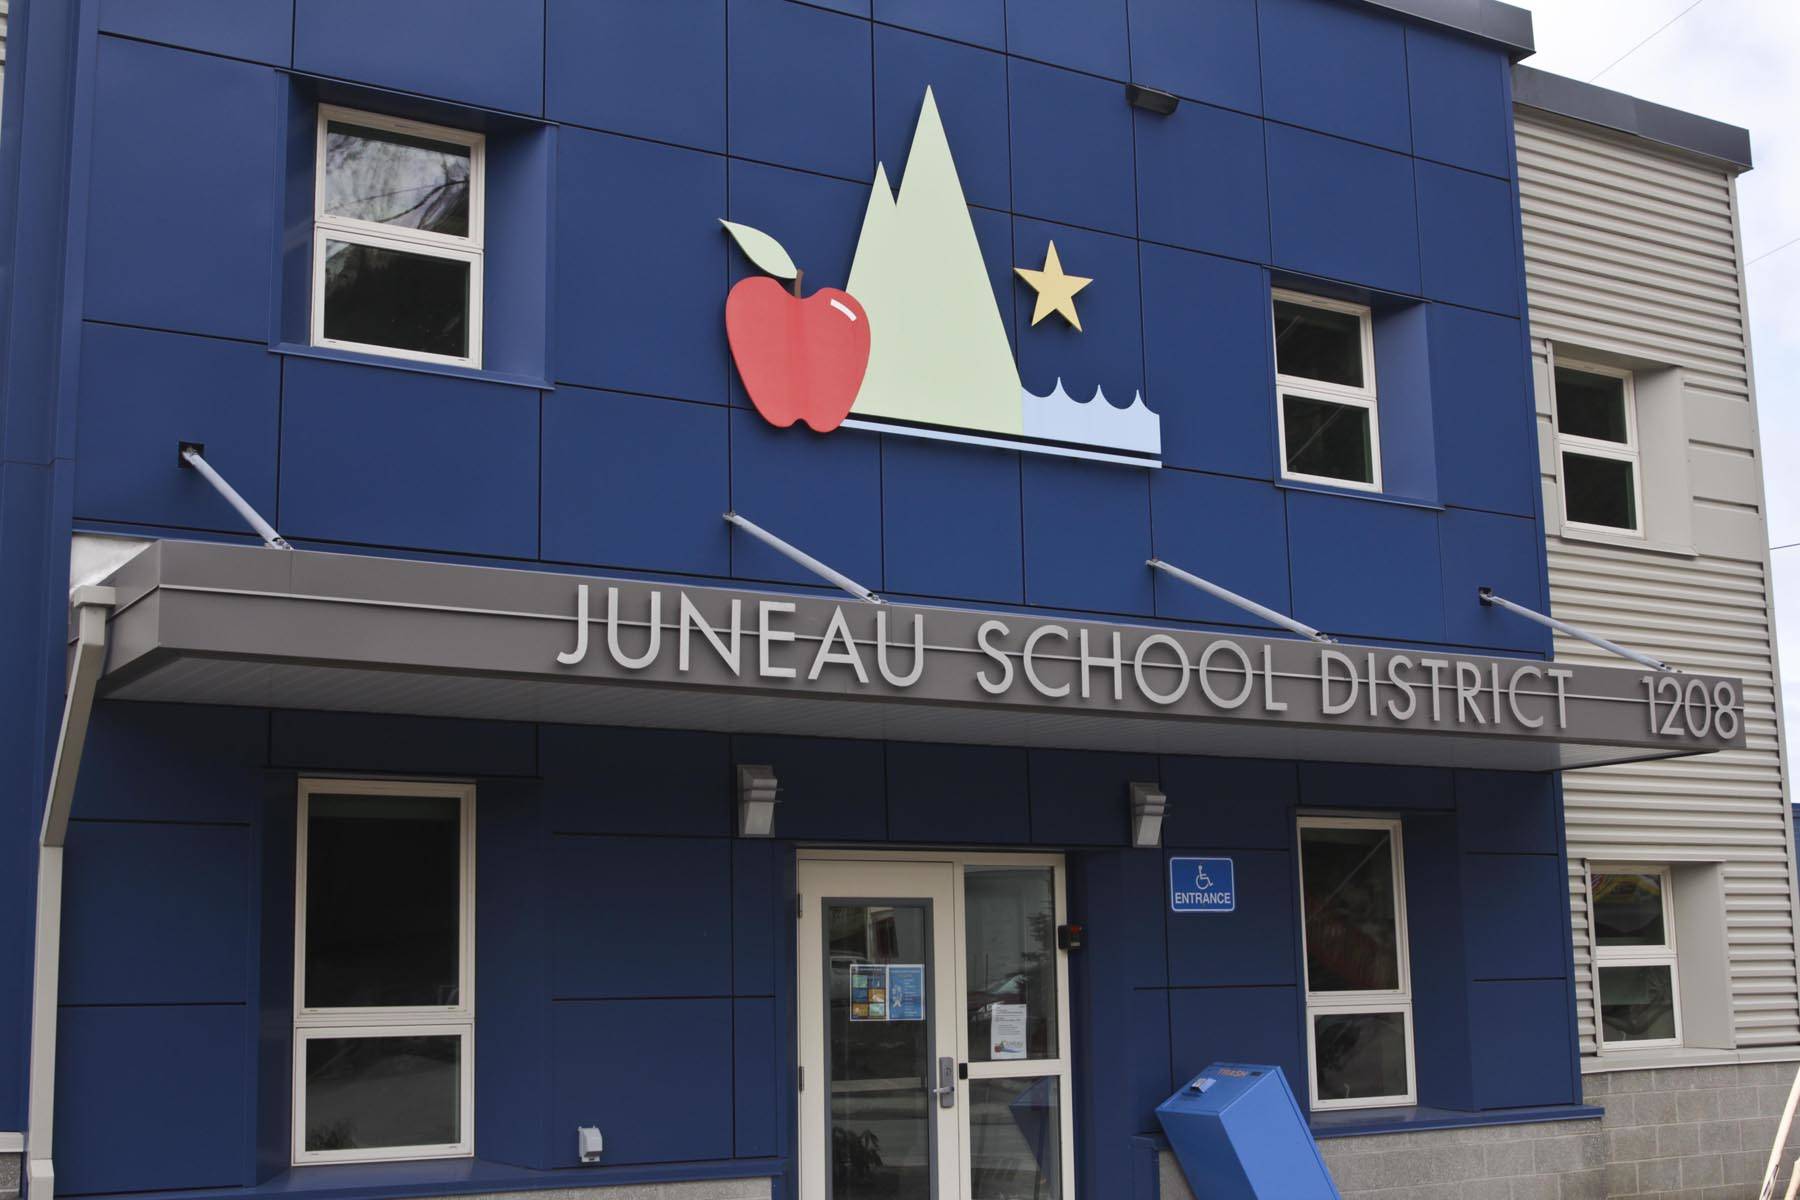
[{"xmin": 721, "ymin": 220, "xmax": 871, "ymax": 434}]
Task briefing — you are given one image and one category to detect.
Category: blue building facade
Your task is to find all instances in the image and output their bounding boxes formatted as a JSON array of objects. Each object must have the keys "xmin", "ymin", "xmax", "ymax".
[{"xmin": 0, "ymin": 2, "xmax": 1623, "ymax": 1198}]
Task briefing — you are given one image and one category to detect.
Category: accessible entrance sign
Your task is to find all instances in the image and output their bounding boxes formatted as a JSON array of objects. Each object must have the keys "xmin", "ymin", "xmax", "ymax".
[{"xmin": 1170, "ymin": 857, "xmax": 1236, "ymax": 914}]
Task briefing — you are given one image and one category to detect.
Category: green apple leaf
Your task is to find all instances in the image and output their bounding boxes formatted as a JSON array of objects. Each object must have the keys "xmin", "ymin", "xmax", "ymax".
[{"xmin": 719, "ymin": 219, "xmax": 799, "ymax": 280}]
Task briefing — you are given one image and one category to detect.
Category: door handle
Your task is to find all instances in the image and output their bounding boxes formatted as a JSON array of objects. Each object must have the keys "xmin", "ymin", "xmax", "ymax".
[{"xmin": 932, "ymin": 1057, "xmax": 957, "ymax": 1108}]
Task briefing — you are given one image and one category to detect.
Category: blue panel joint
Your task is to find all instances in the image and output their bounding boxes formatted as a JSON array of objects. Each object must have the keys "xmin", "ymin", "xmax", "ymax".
[{"xmin": 1157, "ymin": 1063, "xmax": 1341, "ymax": 1199}]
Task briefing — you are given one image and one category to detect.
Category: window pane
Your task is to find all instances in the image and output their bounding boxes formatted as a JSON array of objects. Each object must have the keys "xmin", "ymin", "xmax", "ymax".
[
  {"xmin": 305, "ymin": 794, "xmax": 460, "ymax": 1008},
  {"xmin": 966, "ymin": 868, "xmax": 1058, "ymax": 1062},
  {"xmin": 1313, "ymin": 1012, "xmax": 1408, "ymax": 1103},
  {"xmin": 969, "ymin": 1077, "xmax": 1062, "ymax": 1200},
  {"xmin": 1274, "ymin": 300, "xmax": 1364, "ymax": 387},
  {"xmin": 1302, "ymin": 825, "xmax": 1400, "ymax": 992},
  {"xmin": 323, "ymin": 240, "xmax": 470, "ymax": 359},
  {"xmin": 1599, "ymin": 965, "xmax": 1677, "ymax": 1043},
  {"xmin": 1562, "ymin": 452, "xmax": 1638, "ymax": 530},
  {"xmin": 304, "ymin": 1034, "xmax": 461, "ymax": 1151},
  {"xmin": 1591, "ymin": 873, "xmax": 1667, "ymax": 947},
  {"xmin": 1556, "ymin": 368, "xmax": 1629, "ymax": 443},
  {"xmin": 1283, "ymin": 395, "xmax": 1374, "ymax": 484},
  {"xmin": 324, "ymin": 121, "xmax": 471, "ymax": 237}
]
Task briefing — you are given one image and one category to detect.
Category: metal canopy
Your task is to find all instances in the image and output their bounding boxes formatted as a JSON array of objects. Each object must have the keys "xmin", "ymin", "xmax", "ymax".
[{"xmin": 86, "ymin": 540, "xmax": 1745, "ymax": 774}]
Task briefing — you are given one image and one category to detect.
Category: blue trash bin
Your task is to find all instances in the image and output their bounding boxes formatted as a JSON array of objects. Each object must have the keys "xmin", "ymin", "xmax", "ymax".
[{"xmin": 1155, "ymin": 1063, "xmax": 1340, "ymax": 1199}]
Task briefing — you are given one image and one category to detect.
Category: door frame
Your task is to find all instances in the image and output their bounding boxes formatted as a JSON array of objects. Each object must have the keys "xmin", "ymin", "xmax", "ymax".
[{"xmin": 797, "ymin": 849, "xmax": 1077, "ymax": 1200}]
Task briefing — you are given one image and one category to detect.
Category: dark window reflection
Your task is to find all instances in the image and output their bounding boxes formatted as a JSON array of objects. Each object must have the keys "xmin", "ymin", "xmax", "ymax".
[
  {"xmin": 324, "ymin": 121, "xmax": 471, "ymax": 237},
  {"xmin": 323, "ymin": 240, "xmax": 469, "ymax": 359},
  {"xmin": 1313, "ymin": 1012, "xmax": 1408, "ymax": 1102},
  {"xmin": 970, "ymin": 1077, "xmax": 1061, "ymax": 1200},
  {"xmin": 1302, "ymin": 825, "xmax": 1400, "ymax": 992},
  {"xmin": 1591, "ymin": 873, "xmax": 1667, "ymax": 946},
  {"xmin": 1274, "ymin": 301, "xmax": 1364, "ymax": 387},
  {"xmin": 1283, "ymin": 394, "xmax": 1374, "ymax": 484},
  {"xmin": 1555, "ymin": 367, "xmax": 1629, "ymax": 442},
  {"xmin": 1599, "ymin": 965, "xmax": 1677, "ymax": 1042},
  {"xmin": 305, "ymin": 794, "xmax": 460, "ymax": 1009},
  {"xmin": 304, "ymin": 1034, "xmax": 460, "ymax": 1151},
  {"xmin": 1562, "ymin": 452, "xmax": 1637, "ymax": 530},
  {"xmin": 966, "ymin": 869, "xmax": 1057, "ymax": 1063}
]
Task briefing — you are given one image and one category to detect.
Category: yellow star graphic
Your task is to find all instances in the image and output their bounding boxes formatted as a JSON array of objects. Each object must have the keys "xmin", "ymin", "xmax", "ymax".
[{"xmin": 1014, "ymin": 241, "xmax": 1092, "ymax": 332}]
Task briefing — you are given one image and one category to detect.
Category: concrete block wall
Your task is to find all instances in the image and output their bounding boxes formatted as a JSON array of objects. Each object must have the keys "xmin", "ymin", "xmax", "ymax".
[
  {"xmin": 0, "ymin": 1151, "xmax": 16, "ymax": 1200},
  {"xmin": 1314, "ymin": 1120, "xmax": 1606, "ymax": 1199},
  {"xmin": 1589, "ymin": 1062, "xmax": 1800, "ymax": 1198}
]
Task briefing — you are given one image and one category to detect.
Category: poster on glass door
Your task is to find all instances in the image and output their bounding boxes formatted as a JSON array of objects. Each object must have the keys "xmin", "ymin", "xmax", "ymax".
[{"xmin": 849, "ymin": 964, "xmax": 926, "ymax": 1021}]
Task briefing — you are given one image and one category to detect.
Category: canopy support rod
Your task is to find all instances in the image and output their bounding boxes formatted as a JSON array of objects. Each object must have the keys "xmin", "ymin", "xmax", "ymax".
[
  {"xmin": 27, "ymin": 585, "xmax": 117, "ymax": 1200},
  {"xmin": 724, "ymin": 512, "xmax": 882, "ymax": 604},
  {"xmin": 179, "ymin": 444, "xmax": 291, "ymax": 549},
  {"xmin": 1479, "ymin": 587, "xmax": 1675, "ymax": 673},
  {"xmin": 1148, "ymin": 558, "xmax": 1333, "ymax": 644}
]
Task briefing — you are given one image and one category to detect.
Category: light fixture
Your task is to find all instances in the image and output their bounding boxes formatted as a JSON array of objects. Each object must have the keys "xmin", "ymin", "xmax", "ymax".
[
  {"xmin": 1129, "ymin": 781, "xmax": 1167, "ymax": 848},
  {"xmin": 738, "ymin": 764, "xmax": 780, "ymax": 837},
  {"xmin": 1125, "ymin": 84, "xmax": 1180, "ymax": 116},
  {"xmin": 577, "ymin": 1126, "xmax": 603, "ymax": 1163}
]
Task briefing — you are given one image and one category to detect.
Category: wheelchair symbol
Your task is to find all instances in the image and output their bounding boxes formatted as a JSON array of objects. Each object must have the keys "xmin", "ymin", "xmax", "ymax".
[{"xmin": 1194, "ymin": 865, "xmax": 1215, "ymax": 890}]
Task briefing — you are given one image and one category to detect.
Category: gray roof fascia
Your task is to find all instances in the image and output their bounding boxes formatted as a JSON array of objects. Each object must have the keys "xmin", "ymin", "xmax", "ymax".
[
  {"xmin": 1361, "ymin": 0, "xmax": 1535, "ymax": 59},
  {"xmin": 1513, "ymin": 64, "xmax": 1753, "ymax": 173}
]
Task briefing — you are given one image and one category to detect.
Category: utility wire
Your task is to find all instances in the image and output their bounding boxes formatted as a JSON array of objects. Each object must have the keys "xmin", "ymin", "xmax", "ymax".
[
  {"xmin": 1773, "ymin": 542, "xmax": 1800, "ymax": 553},
  {"xmin": 1749, "ymin": 234, "xmax": 1800, "ymax": 268},
  {"xmin": 1589, "ymin": 0, "xmax": 1710, "ymax": 82}
]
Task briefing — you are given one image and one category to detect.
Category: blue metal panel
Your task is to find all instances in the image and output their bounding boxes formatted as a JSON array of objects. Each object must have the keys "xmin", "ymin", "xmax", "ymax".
[
  {"xmin": 728, "ymin": 0, "xmax": 872, "ymax": 181},
  {"xmin": 971, "ymin": 206, "xmax": 1020, "ymax": 355},
  {"xmin": 1369, "ymin": 303, "xmax": 1438, "ymax": 505},
  {"xmin": 76, "ymin": 326, "xmax": 278, "ymax": 533},
  {"xmin": 1134, "ymin": 103, "xmax": 1268, "ymax": 264},
  {"xmin": 270, "ymin": 710, "xmax": 536, "ymax": 776},
  {"xmin": 99, "ymin": 0, "xmax": 293, "ymax": 65},
  {"xmin": 809, "ymin": 0, "xmax": 869, "ymax": 16},
  {"xmin": 1468, "ymin": 980, "xmax": 1579, "ymax": 1108},
  {"xmin": 61, "ymin": 821, "xmax": 251, "ymax": 1005},
  {"xmin": 1160, "ymin": 756, "xmax": 1298, "ymax": 850},
  {"xmin": 1458, "ymin": 771, "xmax": 1558, "ymax": 855},
  {"xmin": 294, "ymin": 0, "xmax": 545, "ymax": 115},
  {"xmin": 726, "ymin": 158, "xmax": 867, "ymax": 323},
  {"xmin": 1417, "ymin": 161, "xmax": 1520, "ymax": 316},
  {"xmin": 1402, "ymin": 812, "xmax": 1474, "ymax": 1110},
  {"xmin": 545, "ymin": 0, "xmax": 726, "ymax": 152},
  {"xmin": 874, "ymin": 25, "xmax": 1010, "ymax": 213},
  {"xmin": 1139, "ymin": 245, "xmax": 1274, "ymax": 479},
  {"xmin": 733, "ymin": 840, "xmax": 781, "ymax": 995},
  {"xmin": 539, "ymin": 725, "xmax": 729, "ymax": 837},
  {"xmin": 881, "ymin": 439, "xmax": 1023, "ymax": 604},
  {"xmin": 55, "ymin": 1004, "xmax": 251, "ymax": 1193},
  {"xmin": 1286, "ymin": 491, "xmax": 1444, "ymax": 644},
  {"xmin": 1430, "ymin": 306, "xmax": 1537, "ymax": 518},
  {"xmin": 277, "ymin": 356, "xmax": 540, "ymax": 558},
  {"xmin": 730, "ymin": 412, "xmax": 882, "ymax": 589},
  {"xmin": 76, "ymin": 702, "xmax": 268, "ymax": 824},
  {"xmin": 873, "ymin": 0, "xmax": 1004, "ymax": 51},
  {"xmin": 1266, "ymin": 124, "xmax": 1420, "ymax": 297},
  {"xmin": 1126, "ymin": 0, "xmax": 1261, "ymax": 115},
  {"xmin": 557, "ymin": 128, "xmax": 728, "ymax": 403},
  {"xmin": 1166, "ymin": 849, "xmax": 1296, "ymax": 987},
  {"xmin": 886, "ymin": 743, "xmax": 1030, "ymax": 843},
  {"xmin": 1013, "ymin": 218, "xmax": 1143, "ymax": 413},
  {"xmin": 482, "ymin": 124, "xmax": 555, "ymax": 382},
  {"xmin": 84, "ymin": 38, "xmax": 277, "ymax": 341},
  {"xmin": 1150, "ymin": 470, "xmax": 1290, "ymax": 628},
  {"xmin": 475, "ymin": 779, "xmax": 551, "ymax": 1168},
  {"xmin": 1008, "ymin": 60, "xmax": 1136, "ymax": 238},
  {"xmin": 733, "ymin": 734, "xmax": 887, "ymax": 840},
  {"xmin": 1258, "ymin": 0, "xmax": 1411, "ymax": 153},
  {"xmin": 1006, "ymin": 0, "xmax": 1128, "ymax": 81},
  {"xmin": 1299, "ymin": 762, "xmax": 1452, "ymax": 810},
  {"xmin": 550, "ymin": 998, "xmax": 735, "ymax": 1165},
  {"xmin": 1406, "ymin": 25, "xmax": 1511, "ymax": 179},
  {"xmin": 551, "ymin": 835, "xmax": 733, "ymax": 998},
  {"xmin": 1131, "ymin": 987, "xmax": 1175, "ymax": 1129},
  {"xmin": 1029, "ymin": 750, "xmax": 1156, "ymax": 845},
  {"xmin": 734, "ymin": 997, "xmax": 779, "ymax": 1157},
  {"xmin": 1439, "ymin": 507, "xmax": 1549, "ymax": 655},
  {"xmin": 1463, "ymin": 854, "xmax": 1568, "ymax": 981},
  {"xmin": 542, "ymin": 389, "xmax": 731, "ymax": 576},
  {"xmin": 1168, "ymin": 987, "xmax": 1306, "ymax": 1107},
  {"xmin": 1022, "ymin": 456, "xmax": 1153, "ymax": 616}
]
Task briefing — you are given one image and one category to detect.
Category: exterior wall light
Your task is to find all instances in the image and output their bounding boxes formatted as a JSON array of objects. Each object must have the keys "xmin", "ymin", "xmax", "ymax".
[
  {"xmin": 1130, "ymin": 781, "xmax": 1167, "ymax": 848},
  {"xmin": 738, "ymin": 764, "xmax": 780, "ymax": 837},
  {"xmin": 1125, "ymin": 84, "xmax": 1180, "ymax": 115}
]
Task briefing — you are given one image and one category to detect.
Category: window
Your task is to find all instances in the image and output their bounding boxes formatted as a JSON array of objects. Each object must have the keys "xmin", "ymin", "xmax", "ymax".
[
  {"xmin": 1298, "ymin": 817, "xmax": 1415, "ymax": 1109},
  {"xmin": 1554, "ymin": 361, "xmax": 1641, "ymax": 534},
  {"xmin": 294, "ymin": 779, "xmax": 475, "ymax": 1164},
  {"xmin": 1273, "ymin": 292, "xmax": 1381, "ymax": 491},
  {"xmin": 1590, "ymin": 867, "xmax": 1681, "ymax": 1049},
  {"xmin": 312, "ymin": 106, "xmax": 484, "ymax": 368}
]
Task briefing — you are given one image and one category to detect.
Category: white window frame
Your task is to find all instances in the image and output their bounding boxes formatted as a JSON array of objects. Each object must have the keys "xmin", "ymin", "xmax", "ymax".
[
  {"xmin": 1588, "ymin": 864, "xmax": 1682, "ymax": 1052},
  {"xmin": 1553, "ymin": 359, "xmax": 1643, "ymax": 537},
  {"xmin": 311, "ymin": 105, "xmax": 486, "ymax": 369},
  {"xmin": 1272, "ymin": 290, "xmax": 1383, "ymax": 493},
  {"xmin": 293, "ymin": 778, "xmax": 476, "ymax": 1165},
  {"xmin": 1297, "ymin": 816, "xmax": 1416, "ymax": 1110}
]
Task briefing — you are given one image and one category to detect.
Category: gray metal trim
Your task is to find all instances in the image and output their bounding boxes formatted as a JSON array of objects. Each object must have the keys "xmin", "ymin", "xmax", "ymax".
[
  {"xmin": 1513, "ymin": 65, "xmax": 1753, "ymax": 173},
  {"xmin": 1362, "ymin": 0, "xmax": 1534, "ymax": 58}
]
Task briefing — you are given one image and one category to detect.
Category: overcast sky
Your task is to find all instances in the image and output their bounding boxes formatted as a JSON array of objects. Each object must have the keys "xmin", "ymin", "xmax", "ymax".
[{"xmin": 1509, "ymin": 0, "xmax": 1800, "ymax": 746}]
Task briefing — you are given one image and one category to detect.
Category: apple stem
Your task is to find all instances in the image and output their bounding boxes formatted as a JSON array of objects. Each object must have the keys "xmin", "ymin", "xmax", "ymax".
[{"xmin": 792, "ymin": 268, "xmax": 804, "ymax": 298}]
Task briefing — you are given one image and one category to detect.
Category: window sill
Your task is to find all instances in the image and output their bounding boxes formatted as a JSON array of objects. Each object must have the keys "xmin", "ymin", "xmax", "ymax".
[
  {"xmin": 1553, "ymin": 523, "xmax": 1696, "ymax": 559},
  {"xmin": 1308, "ymin": 1102, "xmax": 1604, "ymax": 1139},
  {"xmin": 1274, "ymin": 477, "xmax": 1444, "ymax": 512},
  {"xmin": 1583, "ymin": 1044, "xmax": 1793, "ymax": 1073},
  {"xmin": 271, "ymin": 342, "xmax": 549, "ymax": 391}
]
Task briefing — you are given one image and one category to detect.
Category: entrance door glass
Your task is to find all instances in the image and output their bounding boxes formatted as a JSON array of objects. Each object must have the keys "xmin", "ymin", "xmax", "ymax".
[{"xmin": 827, "ymin": 901, "xmax": 934, "ymax": 1200}]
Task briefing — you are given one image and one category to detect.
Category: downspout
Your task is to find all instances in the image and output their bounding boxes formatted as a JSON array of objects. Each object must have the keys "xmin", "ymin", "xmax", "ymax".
[{"xmin": 25, "ymin": 585, "xmax": 115, "ymax": 1200}]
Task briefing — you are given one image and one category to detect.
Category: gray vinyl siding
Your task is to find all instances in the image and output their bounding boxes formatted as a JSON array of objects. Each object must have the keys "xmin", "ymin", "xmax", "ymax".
[{"xmin": 1516, "ymin": 108, "xmax": 1800, "ymax": 1062}]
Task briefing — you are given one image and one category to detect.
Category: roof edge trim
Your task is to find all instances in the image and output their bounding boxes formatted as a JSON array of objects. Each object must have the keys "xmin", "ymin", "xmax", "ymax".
[
  {"xmin": 1513, "ymin": 64, "xmax": 1753, "ymax": 173},
  {"xmin": 1361, "ymin": 0, "xmax": 1535, "ymax": 59}
]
